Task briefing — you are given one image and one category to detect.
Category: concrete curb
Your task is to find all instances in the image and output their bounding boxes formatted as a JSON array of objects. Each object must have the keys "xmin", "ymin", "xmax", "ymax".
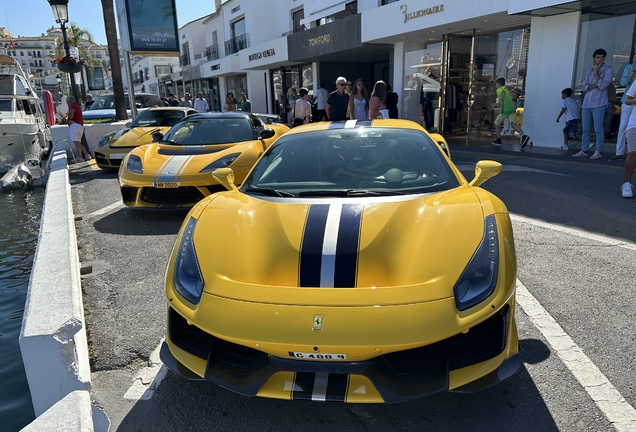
[{"xmin": 19, "ymin": 151, "xmax": 109, "ymax": 431}]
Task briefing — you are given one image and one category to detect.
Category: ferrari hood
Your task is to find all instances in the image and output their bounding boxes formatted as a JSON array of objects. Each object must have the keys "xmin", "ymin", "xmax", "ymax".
[
  {"xmin": 110, "ymin": 126, "xmax": 169, "ymax": 147},
  {"xmin": 192, "ymin": 187, "xmax": 486, "ymax": 304}
]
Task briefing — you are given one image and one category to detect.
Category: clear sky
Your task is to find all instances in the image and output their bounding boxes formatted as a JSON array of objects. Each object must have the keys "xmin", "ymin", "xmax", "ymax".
[{"xmin": 1, "ymin": 0, "xmax": 222, "ymax": 46}]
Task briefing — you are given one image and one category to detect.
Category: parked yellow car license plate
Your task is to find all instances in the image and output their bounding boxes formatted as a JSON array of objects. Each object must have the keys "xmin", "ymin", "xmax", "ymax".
[{"xmin": 155, "ymin": 182, "xmax": 179, "ymax": 188}]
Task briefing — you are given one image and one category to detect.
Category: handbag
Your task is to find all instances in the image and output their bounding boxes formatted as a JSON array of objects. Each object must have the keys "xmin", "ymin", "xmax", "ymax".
[{"xmin": 292, "ymin": 102, "xmax": 305, "ymax": 127}]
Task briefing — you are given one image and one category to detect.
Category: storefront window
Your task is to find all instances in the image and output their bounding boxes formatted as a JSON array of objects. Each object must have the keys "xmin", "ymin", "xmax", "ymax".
[
  {"xmin": 404, "ymin": 40, "xmax": 442, "ymax": 128},
  {"xmin": 226, "ymin": 74, "xmax": 247, "ymax": 107},
  {"xmin": 574, "ymin": 12, "xmax": 636, "ymax": 141}
]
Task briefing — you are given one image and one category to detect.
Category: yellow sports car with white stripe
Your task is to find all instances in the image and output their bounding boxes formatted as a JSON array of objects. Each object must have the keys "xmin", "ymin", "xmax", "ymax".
[
  {"xmin": 160, "ymin": 119, "xmax": 519, "ymax": 403},
  {"xmin": 95, "ymin": 107, "xmax": 198, "ymax": 169},
  {"xmin": 118, "ymin": 112, "xmax": 289, "ymax": 209}
]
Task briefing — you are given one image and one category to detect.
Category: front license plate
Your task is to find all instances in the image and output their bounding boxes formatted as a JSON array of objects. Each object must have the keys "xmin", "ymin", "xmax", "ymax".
[
  {"xmin": 288, "ymin": 352, "xmax": 347, "ymax": 361},
  {"xmin": 155, "ymin": 182, "xmax": 179, "ymax": 188},
  {"xmin": 109, "ymin": 153, "xmax": 126, "ymax": 160}
]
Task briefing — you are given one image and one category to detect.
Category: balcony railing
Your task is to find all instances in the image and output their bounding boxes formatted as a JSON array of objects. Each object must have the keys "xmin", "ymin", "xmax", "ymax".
[
  {"xmin": 205, "ymin": 45, "xmax": 219, "ymax": 61},
  {"xmin": 224, "ymin": 34, "xmax": 248, "ymax": 56}
]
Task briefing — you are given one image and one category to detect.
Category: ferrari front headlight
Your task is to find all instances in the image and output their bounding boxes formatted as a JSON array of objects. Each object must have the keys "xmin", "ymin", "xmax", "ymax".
[
  {"xmin": 173, "ymin": 217, "xmax": 204, "ymax": 305},
  {"xmin": 200, "ymin": 153, "xmax": 241, "ymax": 173},
  {"xmin": 98, "ymin": 135, "xmax": 110, "ymax": 147},
  {"xmin": 454, "ymin": 214, "xmax": 499, "ymax": 311},
  {"xmin": 126, "ymin": 154, "xmax": 143, "ymax": 174}
]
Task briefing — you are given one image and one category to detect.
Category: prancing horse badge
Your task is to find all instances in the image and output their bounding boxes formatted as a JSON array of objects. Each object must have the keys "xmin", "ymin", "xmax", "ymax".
[{"xmin": 313, "ymin": 315, "xmax": 323, "ymax": 330}]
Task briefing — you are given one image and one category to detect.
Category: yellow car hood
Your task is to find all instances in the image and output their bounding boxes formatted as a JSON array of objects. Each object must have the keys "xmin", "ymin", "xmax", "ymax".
[
  {"xmin": 110, "ymin": 126, "xmax": 170, "ymax": 147},
  {"xmin": 193, "ymin": 187, "xmax": 486, "ymax": 305}
]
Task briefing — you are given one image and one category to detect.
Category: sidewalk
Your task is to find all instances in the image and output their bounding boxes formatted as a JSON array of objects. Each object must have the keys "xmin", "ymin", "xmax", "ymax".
[{"xmin": 445, "ymin": 134, "xmax": 620, "ymax": 161}]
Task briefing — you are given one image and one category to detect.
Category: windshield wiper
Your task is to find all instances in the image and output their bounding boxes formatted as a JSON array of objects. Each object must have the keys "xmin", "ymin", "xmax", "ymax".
[
  {"xmin": 244, "ymin": 187, "xmax": 295, "ymax": 197},
  {"xmin": 298, "ymin": 189, "xmax": 406, "ymax": 197}
]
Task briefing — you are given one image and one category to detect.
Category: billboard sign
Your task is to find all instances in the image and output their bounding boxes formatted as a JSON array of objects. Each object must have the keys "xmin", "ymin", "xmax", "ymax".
[{"xmin": 115, "ymin": 0, "xmax": 180, "ymax": 54}]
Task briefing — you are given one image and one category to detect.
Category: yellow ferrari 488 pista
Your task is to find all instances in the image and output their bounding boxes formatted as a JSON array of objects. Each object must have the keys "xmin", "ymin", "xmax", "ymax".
[
  {"xmin": 118, "ymin": 112, "xmax": 289, "ymax": 209},
  {"xmin": 160, "ymin": 119, "xmax": 519, "ymax": 403},
  {"xmin": 94, "ymin": 107, "xmax": 198, "ymax": 169}
]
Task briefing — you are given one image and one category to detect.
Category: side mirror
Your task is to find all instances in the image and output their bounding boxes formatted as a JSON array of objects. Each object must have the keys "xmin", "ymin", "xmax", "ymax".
[
  {"xmin": 151, "ymin": 131, "xmax": 164, "ymax": 143},
  {"xmin": 260, "ymin": 128, "xmax": 275, "ymax": 139},
  {"xmin": 429, "ymin": 133, "xmax": 450, "ymax": 158},
  {"xmin": 212, "ymin": 168, "xmax": 238, "ymax": 191},
  {"xmin": 470, "ymin": 160, "xmax": 502, "ymax": 187}
]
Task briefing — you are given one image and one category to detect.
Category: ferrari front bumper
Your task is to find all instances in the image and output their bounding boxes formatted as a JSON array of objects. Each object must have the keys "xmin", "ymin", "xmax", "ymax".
[{"xmin": 161, "ymin": 303, "xmax": 519, "ymax": 403}]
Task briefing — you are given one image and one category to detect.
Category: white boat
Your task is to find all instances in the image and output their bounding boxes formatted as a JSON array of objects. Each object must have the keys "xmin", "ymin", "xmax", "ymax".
[{"xmin": 0, "ymin": 54, "xmax": 49, "ymax": 174}]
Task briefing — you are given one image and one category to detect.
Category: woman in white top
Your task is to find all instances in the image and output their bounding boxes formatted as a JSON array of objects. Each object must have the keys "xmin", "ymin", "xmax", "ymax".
[
  {"xmin": 348, "ymin": 79, "xmax": 369, "ymax": 120},
  {"xmin": 292, "ymin": 87, "xmax": 312, "ymax": 126}
]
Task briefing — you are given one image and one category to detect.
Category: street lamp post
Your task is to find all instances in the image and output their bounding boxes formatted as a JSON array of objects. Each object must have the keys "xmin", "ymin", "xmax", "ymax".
[{"xmin": 47, "ymin": 0, "xmax": 79, "ymax": 104}]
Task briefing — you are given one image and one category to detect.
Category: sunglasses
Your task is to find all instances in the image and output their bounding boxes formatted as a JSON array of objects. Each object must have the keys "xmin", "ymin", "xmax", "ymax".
[
  {"xmin": 337, "ymin": 83, "xmax": 346, "ymax": 86},
  {"xmin": 346, "ymin": 83, "xmax": 352, "ymax": 86}
]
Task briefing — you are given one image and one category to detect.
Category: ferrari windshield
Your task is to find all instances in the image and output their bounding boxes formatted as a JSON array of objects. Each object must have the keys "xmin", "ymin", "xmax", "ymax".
[
  {"xmin": 161, "ymin": 118, "xmax": 255, "ymax": 145},
  {"xmin": 242, "ymin": 128, "xmax": 460, "ymax": 196},
  {"xmin": 128, "ymin": 109, "xmax": 186, "ymax": 128}
]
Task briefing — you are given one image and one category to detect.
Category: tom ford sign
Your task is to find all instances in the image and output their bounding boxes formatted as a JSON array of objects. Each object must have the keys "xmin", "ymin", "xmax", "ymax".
[
  {"xmin": 400, "ymin": 4, "xmax": 445, "ymax": 24},
  {"xmin": 287, "ymin": 14, "xmax": 361, "ymax": 62},
  {"xmin": 248, "ymin": 48, "xmax": 276, "ymax": 61}
]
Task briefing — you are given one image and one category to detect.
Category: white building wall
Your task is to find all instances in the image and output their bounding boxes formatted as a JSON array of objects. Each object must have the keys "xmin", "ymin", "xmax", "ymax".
[{"xmin": 523, "ymin": 12, "xmax": 580, "ymax": 148}]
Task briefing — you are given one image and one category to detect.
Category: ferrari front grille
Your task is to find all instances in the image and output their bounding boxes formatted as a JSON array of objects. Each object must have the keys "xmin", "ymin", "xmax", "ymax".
[
  {"xmin": 379, "ymin": 305, "xmax": 509, "ymax": 378},
  {"xmin": 169, "ymin": 307, "xmax": 268, "ymax": 371},
  {"xmin": 140, "ymin": 186, "xmax": 205, "ymax": 205}
]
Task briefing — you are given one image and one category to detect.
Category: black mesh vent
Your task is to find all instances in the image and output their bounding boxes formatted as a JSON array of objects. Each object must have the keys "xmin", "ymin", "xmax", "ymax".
[
  {"xmin": 379, "ymin": 305, "xmax": 508, "ymax": 378},
  {"xmin": 120, "ymin": 186, "xmax": 138, "ymax": 203},
  {"xmin": 169, "ymin": 307, "xmax": 267, "ymax": 371},
  {"xmin": 140, "ymin": 186, "xmax": 205, "ymax": 205}
]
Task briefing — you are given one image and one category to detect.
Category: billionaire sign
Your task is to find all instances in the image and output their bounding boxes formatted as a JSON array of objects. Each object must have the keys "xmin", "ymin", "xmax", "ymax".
[
  {"xmin": 400, "ymin": 4, "xmax": 445, "ymax": 24},
  {"xmin": 248, "ymin": 48, "xmax": 276, "ymax": 61}
]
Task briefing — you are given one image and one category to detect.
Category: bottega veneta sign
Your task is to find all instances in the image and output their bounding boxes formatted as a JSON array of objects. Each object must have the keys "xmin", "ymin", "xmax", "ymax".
[
  {"xmin": 248, "ymin": 48, "xmax": 276, "ymax": 61},
  {"xmin": 400, "ymin": 4, "xmax": 444, "ymax": 24}
]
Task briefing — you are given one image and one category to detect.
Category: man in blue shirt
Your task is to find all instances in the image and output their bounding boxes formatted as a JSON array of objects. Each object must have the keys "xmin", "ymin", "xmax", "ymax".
[{"xmin": 326, "ymin": 77, "xmax": 349, "ymax": 122}]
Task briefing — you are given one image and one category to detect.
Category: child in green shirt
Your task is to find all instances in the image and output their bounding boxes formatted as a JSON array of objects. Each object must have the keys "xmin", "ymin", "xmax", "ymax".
[{"xmin": 491, "ymin": 78, "xmax": 530, "ymax": 148}]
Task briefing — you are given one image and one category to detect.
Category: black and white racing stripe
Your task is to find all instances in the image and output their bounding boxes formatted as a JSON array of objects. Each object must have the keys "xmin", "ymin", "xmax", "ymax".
[
  {"xmin": 299, "ymin": 203, "xmax": 363, "ymax": 288},
  {"xmin": 328, "ymin": 119, "xmax": 373, "ymax": 130},
  {"xmin": 292, "ymin": 372, "xmax": 349, "ymax": 402},
  {"xmin": 152, "ymin": 154, "xmax": 195, "ymax": 184}
]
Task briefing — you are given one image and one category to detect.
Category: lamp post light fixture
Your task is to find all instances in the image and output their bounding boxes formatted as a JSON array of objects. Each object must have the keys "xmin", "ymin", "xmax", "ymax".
[{"xmin": 47, "ymin": 0, "xmax": 79, "ymax": 104}]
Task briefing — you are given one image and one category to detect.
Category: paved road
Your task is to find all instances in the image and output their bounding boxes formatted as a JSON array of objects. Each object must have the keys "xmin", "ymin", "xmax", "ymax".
[{"xmin": 69, "ymin": 146, "xmax": 636, "ymax": 431}]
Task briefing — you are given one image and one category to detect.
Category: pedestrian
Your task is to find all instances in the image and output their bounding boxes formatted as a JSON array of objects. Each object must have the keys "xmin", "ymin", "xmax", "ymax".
[
  {"xmin": 348, "ymin": 79, "xmax": 369, "ymax": 120},
  {"xmin": 193, "ymin": 91, "xmax": 209, "ymax": 113},
  {"xmin": 168, "ymin": 93, "xmax": 179, "ymax": 107},
  {"xmin": 286, "ymin": 87, "xmax": 298, "ymax": 124},
  {"xmin": 82, "ymin": 94, "xmax": 94, "ymax": 111},
  {"xmin": 345, "ymin": 80, "xmax": 353, "ymax": 119},
  {"xmin": 572, "ymin": 48, "xmax": 614, "ymax": 159},
  {"xmin": 368, "ymin": 80, "xmax": 388, "ymax": 119},
  {"xmin": 181, "ymin": 92, "xmax": 193, "ymax": 108},
  {"xmin": 326, "ymin": 77, "xmax": 349, "ymax": 121},
  {"xmin": 490, "ymin": 78, "xmax": 530, "ymax": 148},
  {"xmin": 223, "ymin": 93, "xmax": 237, "ymax": 112},
  {"xmin": 292, "ymin": 87, "xmax": 312, "ymax": 126},
  {"xmin": 611, "ymin": 51, "xmax": 636, "ymax": 161},
  {"xmin": 556, "ymin": 87, "xmax": 580, "ymax": 150},
  {"xmin": 385, "ymin": 84, "xmax": 399, "ymax": 119},
  {"xmin": 313, "ymin": 82, "xmax": 329, "ymax": 121},
  {"xmin": 66, "ymin": 96, "xmax": 92, "ymax": 162},
  {"xmin": 239, "ymin": 93, "xmax": 251, "ymax": 112},
  {"xmin": 620, "ymin": 80, "xmax": 636, "ymax": 198}
]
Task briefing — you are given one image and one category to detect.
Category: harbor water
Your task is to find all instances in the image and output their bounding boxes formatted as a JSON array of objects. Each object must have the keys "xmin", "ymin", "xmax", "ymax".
[{"xmin": 0, "ymin": 188, "xmax": 42, "ymax": 431}]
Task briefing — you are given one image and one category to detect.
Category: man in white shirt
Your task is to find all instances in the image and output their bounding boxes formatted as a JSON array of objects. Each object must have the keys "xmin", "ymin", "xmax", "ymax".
[
  {"xmin": 313, "ymin": 82, "xmax": 329, "ymax": 121},
  {"xmin": 193, "ymin": 92, "xmax": 209, "ymax": 113},
  {"xmin": 621, "ymin": 80, "xmax": 636, "ymax": 198}
]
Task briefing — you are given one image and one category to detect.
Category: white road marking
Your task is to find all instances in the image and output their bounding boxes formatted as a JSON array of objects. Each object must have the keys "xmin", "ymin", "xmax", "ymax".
[
  {"xmin": 516, "ymin": 280, "xmax": 636, "ymax": 431},
  {"xmin": 124, "ymin": 340, "xmax": 168, "ymax": 400},
  {"xmin": 85, "ymin": 201, "xmax": 124, "ymax": 219},
  {"xmin": 510, "ymin": 213, "xmax": 636, "ymax": 252},
  {"xmin": 455, "ymin": 164, "xmax": 570, "ymax": 176}
]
